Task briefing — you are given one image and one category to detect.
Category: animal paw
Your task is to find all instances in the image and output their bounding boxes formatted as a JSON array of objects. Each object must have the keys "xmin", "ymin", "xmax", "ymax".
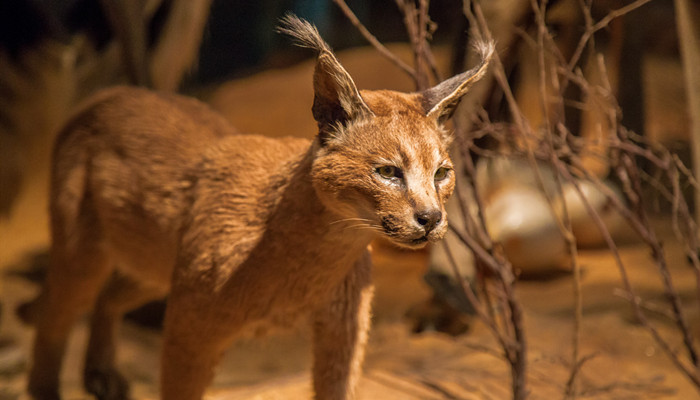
[
  {"xmin": 27, "ymin": 384, "xmax": 61, "ymax": 400},
  {"xmin": 84, "ymin": 368, "xmax": 130, "ymax": 400},
  {"xmin": 16, "ymin": 298, "xmax": 39, "ymax": 325}
]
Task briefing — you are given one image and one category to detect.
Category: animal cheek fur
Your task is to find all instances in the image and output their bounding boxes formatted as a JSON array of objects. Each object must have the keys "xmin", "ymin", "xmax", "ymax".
[
  {"xmin": 374, "ymin": 193, "xmax": 411, "ymax": 228},
  {"xmin": 385, "ymin": 195, "xmax": 409, "ymax": 216},
  {"xmin": 313, "ymin": 155, "xmax": 359, "ymax": 190},
  {"xmin": 311, "ymin": 155, "xmax": 375, "ymax": 211},
  {"xmin": 437, "ymin": 178, "xmax": 456, "ymax": 204}
]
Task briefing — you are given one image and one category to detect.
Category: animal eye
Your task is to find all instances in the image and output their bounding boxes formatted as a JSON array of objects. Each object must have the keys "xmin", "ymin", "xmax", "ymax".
[
  {"xmin": 376, "ymin": 166, "xmax": 402, "ymax": 179},
  {"xmin": 434, "ymin": 167, "xmax": 450, "ymax": 181}
]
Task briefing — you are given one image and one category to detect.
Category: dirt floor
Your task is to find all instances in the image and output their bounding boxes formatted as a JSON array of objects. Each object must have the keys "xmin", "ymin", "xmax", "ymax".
[{"xmin": 1, "ymin": 45, "xmax": 699, "ymax": 399}]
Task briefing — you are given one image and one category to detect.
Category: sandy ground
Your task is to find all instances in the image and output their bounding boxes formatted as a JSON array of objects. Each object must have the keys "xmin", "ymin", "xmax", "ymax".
[{"xmin": 1, "ymin": 44, "xmax": 698, "ymax": 399}]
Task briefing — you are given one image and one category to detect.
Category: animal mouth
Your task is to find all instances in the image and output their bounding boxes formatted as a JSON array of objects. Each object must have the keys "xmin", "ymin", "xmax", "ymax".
[
  {"xmin": 380, "ymin": 216, "xmax": 432, "ymax": 249},
  {"xmin": 389, "ymin": 235, "xmax": 430, "ymax": 250},
  {"xmin": 411, "ymin": 236, "xmax": 428, "ymax": 245}
]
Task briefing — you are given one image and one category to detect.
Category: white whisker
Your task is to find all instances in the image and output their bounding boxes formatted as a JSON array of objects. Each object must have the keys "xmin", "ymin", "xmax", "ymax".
[
  {"xmin": 330, "ymin": 217, "xmax": 373, "ymax": 226},
  {"xmin": 344, "ymin": 223, "xmax": 383, "ymax": 233}
]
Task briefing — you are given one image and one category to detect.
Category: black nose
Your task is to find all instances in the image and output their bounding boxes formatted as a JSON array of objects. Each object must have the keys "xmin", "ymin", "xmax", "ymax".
[{"xmin": 415, "ymin": 209, "xmax": 442, "ymax": 233}]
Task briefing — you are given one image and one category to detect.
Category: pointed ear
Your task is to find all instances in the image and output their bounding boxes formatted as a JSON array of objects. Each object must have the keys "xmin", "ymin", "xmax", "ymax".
[
  {"xmin": 311, "ymin": 52, "xmax": 372, "ymax": 135},
  {"xmin": 421, "ymin": 41, "xmax": 495, "ymax": 124},
  {"xmin": 277, "ymin": 14, "xmax": 372, "ymax": 143}
]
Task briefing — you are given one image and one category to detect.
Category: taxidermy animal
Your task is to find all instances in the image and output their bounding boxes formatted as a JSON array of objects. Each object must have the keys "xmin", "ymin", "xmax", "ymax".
[{"xmin": 24, "ymin": 15, "xmax": 493, "ymax": 400}]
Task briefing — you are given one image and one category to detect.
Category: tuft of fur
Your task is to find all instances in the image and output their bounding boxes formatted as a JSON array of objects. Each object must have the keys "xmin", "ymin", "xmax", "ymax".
[
  {"xmin": 278, "ymin": 14, "xmax": 374, "ymax": 142},
  {"xmin": 276, "ymin": 14, "xmax": 332, "ymax": 55}
]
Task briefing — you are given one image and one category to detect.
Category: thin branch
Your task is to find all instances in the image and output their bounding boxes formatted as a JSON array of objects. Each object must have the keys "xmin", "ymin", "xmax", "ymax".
[
  {"xmin": 565, "ymin": 0, "xmax": 653, "ymax": 81},
  {"xmin": 394, "ymin": 0, "xmax": 430, "ymax": 89},
  {"xmin": 565, "ymin": 156, "xmax": 700, "ymax": 389},
  {"xmin": 527, "ymin": 0, "xmax": 583, "ymax": 396},
  {"xmin": 443, "ymin": 239, "xmax": 514, "ymax": 351},
  {"xmin": 332, "ymin": 0, "xmax": 418, "ymax": 83}
]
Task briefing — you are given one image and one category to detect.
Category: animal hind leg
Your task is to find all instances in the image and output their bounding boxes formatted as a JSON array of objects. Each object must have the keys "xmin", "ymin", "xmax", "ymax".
[
  {"xmin": 28, "ymin": 236, "xmax": 113, "ymax": 400},
  {"xmin": 84, "ymin": 272, "xmax": 166, "ymax": 400}
]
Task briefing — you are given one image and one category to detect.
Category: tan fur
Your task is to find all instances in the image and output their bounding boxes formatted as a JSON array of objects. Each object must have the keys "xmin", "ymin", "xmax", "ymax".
[{"xmin": 26, "ymin": 16, "xmax": 491, "ymax": 400}]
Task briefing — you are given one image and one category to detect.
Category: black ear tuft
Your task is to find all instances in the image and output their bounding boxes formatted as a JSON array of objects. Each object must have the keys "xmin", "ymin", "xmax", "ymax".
[{"xmin": 278, "ymin": 14, "xmax": 373, "ymax": 144}]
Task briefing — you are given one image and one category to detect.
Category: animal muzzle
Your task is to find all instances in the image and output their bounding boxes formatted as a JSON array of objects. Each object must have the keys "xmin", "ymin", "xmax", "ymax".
[{"xmin": 414, "ymin": 209, "xmax": 442, "ymax": 235}]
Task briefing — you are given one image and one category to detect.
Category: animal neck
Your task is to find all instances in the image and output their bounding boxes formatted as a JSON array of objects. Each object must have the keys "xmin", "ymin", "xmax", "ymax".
[{"xmin": 266, "ymin": 143, "xmax": 375, "ymax": 259}]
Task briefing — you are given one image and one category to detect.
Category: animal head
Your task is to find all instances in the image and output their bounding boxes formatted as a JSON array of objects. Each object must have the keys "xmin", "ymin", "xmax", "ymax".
[{"xmin": 278, "ymin": 15, "xmax": 493, "ymax": 249}]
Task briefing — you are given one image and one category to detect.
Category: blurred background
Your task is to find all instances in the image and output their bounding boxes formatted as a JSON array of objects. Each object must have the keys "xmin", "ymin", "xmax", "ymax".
[{"xmin": 1, "ymin": 0, "xmax": 700, "ymax": 398}]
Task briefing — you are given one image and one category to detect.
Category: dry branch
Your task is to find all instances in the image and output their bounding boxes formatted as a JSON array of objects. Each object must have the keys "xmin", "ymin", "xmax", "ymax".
[
  {"xmin": 332, "ymin": 0, "xmax": 418, "ymax": 84},
  {"xmin": 465, "ymin": 0, "xmax": 700, "ymax": 396},
  {"xmin": 340, "ymin": 0, "xmax": 700, "ymax": 397}
]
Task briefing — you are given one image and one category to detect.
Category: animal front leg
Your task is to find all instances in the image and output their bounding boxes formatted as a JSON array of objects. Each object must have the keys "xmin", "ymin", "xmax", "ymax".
[
  {"xmin": 160, "ymin": 330, "xmax": 223, "ymax": 400},
  {"xmin": 311, "ymin": 252, "xmax": 374, "ymax": 400},
  {"xmin": 159, "ymin": 284, "xmax": 235, "ymax": 400}
]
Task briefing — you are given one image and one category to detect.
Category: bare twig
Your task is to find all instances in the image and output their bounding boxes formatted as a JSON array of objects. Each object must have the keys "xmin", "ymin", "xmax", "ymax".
[
  {"xmin": 394, "ymin": 0, "xmax": 443, "ymax": 88},
  {"xmin": 565, "ymin": 0, "xmax": 654, "ymax": 82},
  {"xmin": 565, "ymin": 155, "xmax": 700, "ymax": 389},
  {"xmin": 340, "ymin": 0, "xmax": 700, "ymax": 396},
  {"xmin": 526, "ymin": 0, "xmax": 584, "ymax": 395},
  {"xmin": 332, "ymin": 0, "xmax": 418, "ymax": 84},
  {"xmin": 459, "ymin": 4, "xmax": 529, "ymax": 399}
]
